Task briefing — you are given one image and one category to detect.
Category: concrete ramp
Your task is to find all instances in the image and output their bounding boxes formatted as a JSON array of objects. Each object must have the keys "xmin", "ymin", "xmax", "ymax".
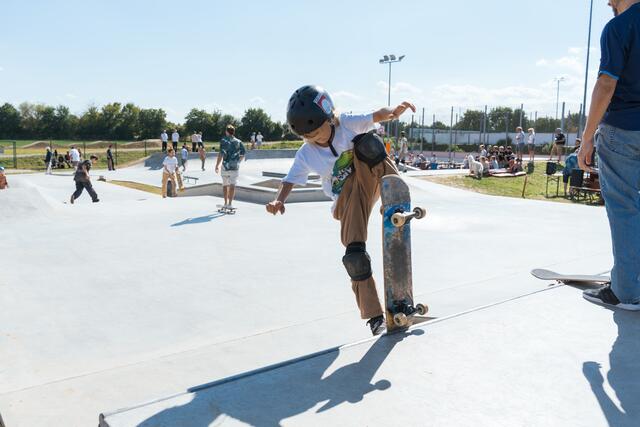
[
  {"xmin": 0, "ymin": 180, "xmax": 59, "ymax": 219},
  {"xmin": 100, "ymin": 285, "xmax": 640, "ymax": 426}
]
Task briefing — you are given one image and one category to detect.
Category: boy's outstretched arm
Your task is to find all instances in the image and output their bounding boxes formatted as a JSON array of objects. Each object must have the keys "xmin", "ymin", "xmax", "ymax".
[
  {"xmin": 372, "ymin": 101, "xmax": 416, "ymax": 123},
  {"xmin": 266, "ymin": 181, "xmax": 294, "ymax": 215}
]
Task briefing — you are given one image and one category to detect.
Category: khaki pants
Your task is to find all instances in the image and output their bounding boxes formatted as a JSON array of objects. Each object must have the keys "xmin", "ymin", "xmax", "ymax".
[
  {"xmin": 333, "ymin": 154, "xmax": 398, "ymax": 319},
  {"xmin": 162, "ymin": 171, "xmax": 183, "ymax": 197}
]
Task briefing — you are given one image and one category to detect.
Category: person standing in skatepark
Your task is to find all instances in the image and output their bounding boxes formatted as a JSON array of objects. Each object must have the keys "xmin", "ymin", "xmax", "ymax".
[
  {"xmin": 265, "ymin": 85, "xmax": 415, "ymax": 335},
  {"xmin": 579, "ymin": 0, "xmax": 640, "ymax": 311},
  {"xmin": 215, "ymin": 124, "xmax": 246, "ymax": 210}
]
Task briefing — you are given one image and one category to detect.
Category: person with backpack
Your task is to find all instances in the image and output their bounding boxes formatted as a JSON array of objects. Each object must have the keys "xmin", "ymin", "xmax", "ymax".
[
  {"xmin": 70, "ymin": 155, "xmax": 99, "ymax": 204},
  {"xmin": 215, "ymin": 124, "xmax": 246, "ymax": 209},
  {"xmin": 265, "ymin": 85, "xmax": 415, "ymax": 336}
]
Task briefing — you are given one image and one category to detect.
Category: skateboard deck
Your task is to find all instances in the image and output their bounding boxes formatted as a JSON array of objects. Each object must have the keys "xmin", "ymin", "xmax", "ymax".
[
  {"xmin": 216, "ymin": 204, "xmax": 237, "ymax": 214},
  {"xmin": 380, "ymin": 174, "xmax": 428, "ymax": 332},
  {"xmin": 531, "ymin": 268, "xmax": 610, "ymax": 284}
]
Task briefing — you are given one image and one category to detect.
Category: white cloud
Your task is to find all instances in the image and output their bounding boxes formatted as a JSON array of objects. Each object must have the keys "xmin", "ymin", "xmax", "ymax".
[
  {"xmin": 0, "ymin": 66, "xmax": 4, "ymax": 72},
  {"xmin": 65, "ymin": 93, "xmax": 77, "ymax": 99},
  {"xmin": 376, "ymin": 81, "xmax": 423, "ymax": 96},
  {"xmin": 332, "ymin": 91, "xmax": 363, "ymax": 101},
  {"xmin": 249, "ymin": 96, "xmax": 266, "ymax": 105}
]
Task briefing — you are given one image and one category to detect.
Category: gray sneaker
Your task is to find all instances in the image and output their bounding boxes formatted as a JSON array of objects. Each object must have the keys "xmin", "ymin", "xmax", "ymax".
[
  {"xmin": 366, "ymin": 315, "xmax": 386, "ymax": 336},
  {"xmin": 583, "ymin": 285, "xmax": 640, "ymax": 311}
]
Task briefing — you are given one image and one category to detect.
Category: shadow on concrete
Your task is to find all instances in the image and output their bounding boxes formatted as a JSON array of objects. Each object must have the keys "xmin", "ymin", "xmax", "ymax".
[
  {"xmin": 171, "ymin": 213, "xmax": 225, "ymax": 227},
  {"xmin": 138, "ymin": 329, "xmax": 423, "ymax": 427},
  {"xmin": 583, "ymin": 310, "xmax": 640, "ymax": 427}
]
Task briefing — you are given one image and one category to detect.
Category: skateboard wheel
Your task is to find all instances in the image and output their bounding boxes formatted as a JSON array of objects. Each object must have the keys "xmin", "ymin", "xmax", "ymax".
[
  {"xmin": 416, "ymin": 303, "xmax": 428, "ymax": 315},
  {"xmin": 393, "ymin": 313, "xmax": 408, "ymax": 327},
  {"xmin": 391, "ymin": 213, "xmax": 406, "ymax": 227},
  {"xmin": 413, "ymin": 207, "xmax": 426, "ymax": 220}
]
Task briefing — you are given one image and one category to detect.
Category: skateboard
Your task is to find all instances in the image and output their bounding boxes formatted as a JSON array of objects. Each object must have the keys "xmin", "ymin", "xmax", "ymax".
[
  {"xmin": 216, "ymin": 204, "xmax": 237, "ymax": 214},
  {"xmin": 380, "ymin": 174, "xmax": 428, "ymax": 332},
  {"xmin": 531, "ymin": 268, "xmax": 611, "ymax": 285}
]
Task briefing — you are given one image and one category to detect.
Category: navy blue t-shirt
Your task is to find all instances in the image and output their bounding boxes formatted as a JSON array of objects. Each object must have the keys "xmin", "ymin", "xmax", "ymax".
[{"xmin": 600, "ymin": 4, "xmax": 640, "ymax": 130}]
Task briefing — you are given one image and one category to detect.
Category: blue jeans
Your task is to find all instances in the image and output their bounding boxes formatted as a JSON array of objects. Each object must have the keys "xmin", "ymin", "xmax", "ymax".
[{"xmin": 597, "ymin": 123, "xmax": 640, "ymax": 303}]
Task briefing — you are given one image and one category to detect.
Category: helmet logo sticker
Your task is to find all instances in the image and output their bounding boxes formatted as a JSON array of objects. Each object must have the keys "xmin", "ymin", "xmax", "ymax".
[{"xmin": 313, "ymin": 93, "xmax": 332, "ymax": 115}]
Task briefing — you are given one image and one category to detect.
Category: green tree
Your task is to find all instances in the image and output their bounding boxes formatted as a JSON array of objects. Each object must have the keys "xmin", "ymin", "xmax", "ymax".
[
  {"xmin": 488, "ymin": 107, "xmax": 513, "ymax": 132},
  {"xmin": 429, "ymin": 121, "xmax": 449, "ymax": 130},
  {"xmin": 138, "ymin": 108, "xmax": 167, "ymax": 139},
  {"xmin": 78, "ymin": 105, "xmax": 101, "ymax": 139},
  {"xmin": 454, "ymin": 110, "xmax": 484, "ymax": 131},
  {"xmin": 238, "ymin": 108, "xmax": 275, "ymax": 141},
  {"xmin": 0, "ymin": 103, "xmax": 21, "ymax": 138},
  {"xmin": 114, "ymin": 103, "xmax": 140, "ymax": 140}
]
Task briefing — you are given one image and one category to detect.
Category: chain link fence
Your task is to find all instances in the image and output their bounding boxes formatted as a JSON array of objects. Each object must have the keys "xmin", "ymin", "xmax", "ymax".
[{"xmin": 0, "ymin": 139, "xmax": 164, "ymax": 170}]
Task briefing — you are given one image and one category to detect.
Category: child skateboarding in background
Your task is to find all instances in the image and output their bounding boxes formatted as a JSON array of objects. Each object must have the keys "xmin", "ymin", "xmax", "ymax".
[
  {"xmin": 266, "ymin": 85, "xmax": 416, "ymax": 335},
  {"xmin": 70, "ymin": 155, "xmax": 99, "ymax": 203}
]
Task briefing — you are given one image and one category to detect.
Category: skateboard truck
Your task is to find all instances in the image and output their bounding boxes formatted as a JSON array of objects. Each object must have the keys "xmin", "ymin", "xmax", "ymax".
[
  {"xmin": 391, "ymin": 207, "xmax": 427, "ymax": 227},
  {"xmin": 391, "ymin": 299, "xmax": 428, "ymax": 327}
]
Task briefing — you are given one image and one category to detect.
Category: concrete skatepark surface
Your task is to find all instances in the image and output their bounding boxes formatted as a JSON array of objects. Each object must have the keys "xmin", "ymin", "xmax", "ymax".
[{"xmin": 0, "ymin": 156, "xmax": 627, "ymax": 426}]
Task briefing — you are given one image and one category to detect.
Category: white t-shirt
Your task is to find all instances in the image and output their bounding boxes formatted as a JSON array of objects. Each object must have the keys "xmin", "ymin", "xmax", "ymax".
[
  {"xmin": 250, "ymin": 134, "xmax": 256, "ymax": 143},
  {"xmin": 172, "ymin": 132, "xmax": 179, "ymax": 142},
  {"xmin": 181, "ymin": 148, "xmax": 188, "ymax": 159},
  {"xmin": 191, "ymin": 134, "xmax": 198, "ymax": 143},
  {"xmin": 163, "ymin": 156, "xmax": 178, "ymax": 173},
  {"xmin": 516, "ymin": 131, "xmax": 525, "ymax": 144},
  {"xmin": 399, "ymin": 137, "xmax": 408, "ymax": 152},
  {"xmin": 256, "ymin": 134, "xmax": 264, "ymax": 143},
  {"xmin": 70, "ymin": 148, "xmax": 80, "ymax": 162},
  {"xmin": 283, "ymin": 113, "xmax": 375, "ymax": 199},
  {"xmin": 197, "ymin": 134, "xmax": 203, "ymax": 143},
  {"xmin": 527, "ymin": 133, "xmax": 536, "ymax": 145},
  {"xmin": 161, "ymin": 132, "xmax": 168, "ymax": 142}
]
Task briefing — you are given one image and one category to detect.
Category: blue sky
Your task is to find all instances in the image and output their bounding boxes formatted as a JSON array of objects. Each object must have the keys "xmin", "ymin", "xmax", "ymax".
[{"xmin": 0, "ymin": 0, "xmax": 614, "ymax": 124}]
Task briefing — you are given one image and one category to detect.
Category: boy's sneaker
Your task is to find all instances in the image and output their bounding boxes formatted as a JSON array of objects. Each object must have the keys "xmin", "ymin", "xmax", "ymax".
[
  {"xmin": 583, "ymin": 285, "xmax": 640, "ymax": 311},
  {"xmin": 70, "ymin": 195, "xmax": 75, "ymax": 204},
  {"xmin": 366, "ymin": 315, "xmax": 386, "ymax": 336},
  {"xmin": 92, "ymin": 199, "xmax": 100, "ymax": 203}
]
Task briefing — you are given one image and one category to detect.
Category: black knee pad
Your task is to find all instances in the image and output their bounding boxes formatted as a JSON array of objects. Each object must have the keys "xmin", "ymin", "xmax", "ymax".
[
  {"xmin": 353, "ymin": 131, "xmax": 387, "ymax": 168},
  {"xmin": 342, "ymin": 242, "xmax": 372, "ymax": 281}
]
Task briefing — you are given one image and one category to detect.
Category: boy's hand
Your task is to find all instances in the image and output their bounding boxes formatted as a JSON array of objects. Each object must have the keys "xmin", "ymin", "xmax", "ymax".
[
  {"xmin": 391, "ymin": 101, "xmax": 416, "ymax": 119},
  {"xmin": 215, "ymin": 166, "xmax": 220, "ymax": 174},
  {"xmin": 266, "ymin": 200, "xmax": 285, "ymax": 215}
]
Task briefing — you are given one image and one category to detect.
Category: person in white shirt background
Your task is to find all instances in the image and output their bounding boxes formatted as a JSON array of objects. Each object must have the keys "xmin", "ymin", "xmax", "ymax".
[
  {"xmin": 161, "ymin": 129, "xmax": 168, "ymax": 152},
  {"xmin": 515, "ymin": 126, "xmax": 526, "ymax": 161},
  {"xmin": 69, "ymin": 146, "xmax": 81, "ymax": 168},
  {"xmin": 527, "ymin": 128, "xmax": 536, "ymax": 162},
  {"xmin": 256, "ymin": 131, "xmax": 264, "ymax": 148},
  {"xmin": 161, "ymin": 148, "xmax": 183, "ymax": 197},
  {"xmin": 191, "ymin": 132, "xmax": 198, "ymax": 152},
  {"xmin": 171, "ymin": 129, "xmax": 180, "ymax": 151},
  {"xmin": 250, "ymin": 132, "xmax": 256, "ymax": 150},
  {"xmin": 197, "ymin": 131, "xmax": 204, "ymax": 149}
]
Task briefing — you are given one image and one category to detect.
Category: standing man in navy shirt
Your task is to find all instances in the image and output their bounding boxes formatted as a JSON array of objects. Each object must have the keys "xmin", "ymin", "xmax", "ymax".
[{"xmin": 580, "ymin": 0, "xmax": 640, "ymax": 310}]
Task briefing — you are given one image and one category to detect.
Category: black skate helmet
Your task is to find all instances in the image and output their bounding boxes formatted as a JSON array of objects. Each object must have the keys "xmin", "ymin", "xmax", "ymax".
[{"xmin": 286, "ymin": 85, "xmax": 334, "ymax": 136}]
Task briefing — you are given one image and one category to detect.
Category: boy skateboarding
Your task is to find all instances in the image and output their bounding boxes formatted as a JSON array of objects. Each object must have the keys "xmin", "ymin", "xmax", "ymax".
[
  {"xmin": 70, "ymin": 155, "xmax": 99, "ymax": 203},
  {"xmin": 266, "ymin": 85, "xmax": 415, "ymax": 335}
]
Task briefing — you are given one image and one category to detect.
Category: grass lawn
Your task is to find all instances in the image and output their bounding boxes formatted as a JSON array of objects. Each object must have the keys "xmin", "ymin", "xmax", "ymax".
[{"xmin": 421, "ymin": 162, "xmax": 602, "ymax": 206}]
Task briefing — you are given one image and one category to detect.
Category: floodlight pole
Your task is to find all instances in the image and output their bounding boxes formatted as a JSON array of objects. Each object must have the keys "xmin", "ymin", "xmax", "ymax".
[
  {"xmin": 379, "ymin": 54, "xmax": 405, "ymax": 135},
  {"xmin": 579, "ymin": 0, "xmax": 595, "ymax": 137}
]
